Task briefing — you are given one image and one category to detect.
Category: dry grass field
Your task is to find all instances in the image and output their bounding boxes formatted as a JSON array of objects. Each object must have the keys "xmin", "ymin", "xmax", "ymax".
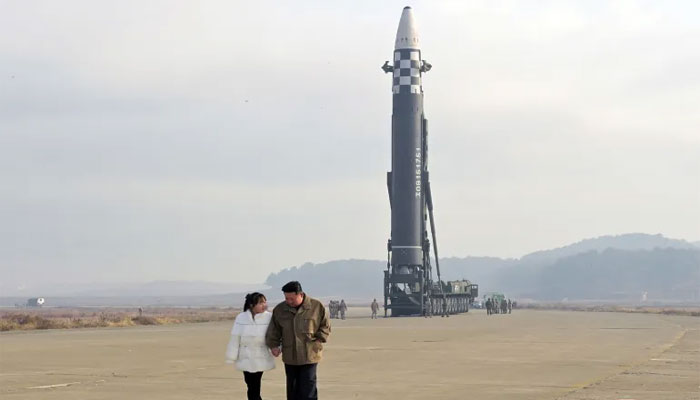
[
  {"xmin": 0, "ymin": 307, "xmax": 238, "ymax": 331},
  {"xmin": 1, "ymin": 307, "xmax": 698, "ymax": 400}
]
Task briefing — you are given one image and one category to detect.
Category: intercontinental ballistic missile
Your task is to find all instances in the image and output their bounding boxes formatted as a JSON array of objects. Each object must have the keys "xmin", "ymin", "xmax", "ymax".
[{"xmin": 382, "ymin": 7, "xmax": 477, "ymax": 317}]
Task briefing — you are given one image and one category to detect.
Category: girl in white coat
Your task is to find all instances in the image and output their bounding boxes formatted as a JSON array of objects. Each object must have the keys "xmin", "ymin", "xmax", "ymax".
[{"xmin": 225, "ymin": 292, "xmax": 275, "ymax": 400}]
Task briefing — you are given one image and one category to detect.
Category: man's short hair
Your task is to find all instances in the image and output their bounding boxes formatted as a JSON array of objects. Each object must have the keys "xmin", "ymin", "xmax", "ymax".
[{"xmin": 282, "ymin": 281, "xmax": 303, "ymax": 293}]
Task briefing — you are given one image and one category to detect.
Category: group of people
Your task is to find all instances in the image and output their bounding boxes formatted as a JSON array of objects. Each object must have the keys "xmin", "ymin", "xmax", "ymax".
[
  {"xmin": 225, "ymin": 281, "xmax": 330, "ymax": 400},
  {"xmin": 485, "ymin": 297, "xmax": 513, "ymax": 315},
  {"xmin": 327, "ymin": 299, "xmax": 347, "ymax": 320}
]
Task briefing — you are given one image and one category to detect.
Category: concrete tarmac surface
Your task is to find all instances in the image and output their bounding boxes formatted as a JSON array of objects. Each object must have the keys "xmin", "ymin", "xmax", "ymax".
[{"xmin": 1, "ymin": 308, "xmax": 698, "ymax": 399}]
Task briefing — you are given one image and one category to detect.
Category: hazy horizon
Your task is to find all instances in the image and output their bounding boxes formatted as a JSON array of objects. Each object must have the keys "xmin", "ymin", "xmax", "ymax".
[
  {"xmin": 2, "ymin": 232, "xmax": 697, "ymax": 297},
  {"xmin": 2, "ymin": 1, "xmax": 698, "ymax": 290}
]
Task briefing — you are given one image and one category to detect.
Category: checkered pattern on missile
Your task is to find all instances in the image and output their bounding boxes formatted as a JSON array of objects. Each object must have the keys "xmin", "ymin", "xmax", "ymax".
[{"xmin": 392, "ymin": 49, "xmax": 422, "ymax": 94}]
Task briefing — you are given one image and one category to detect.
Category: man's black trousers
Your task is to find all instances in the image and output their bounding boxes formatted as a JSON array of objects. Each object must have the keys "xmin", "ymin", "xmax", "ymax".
[
  {"xmin": 284, "ymin": 363, "xmax": 318, "ymax": 400},
  {"xmin": 243, "ymin": 371, "xmax": 263, "ymax": 400}
]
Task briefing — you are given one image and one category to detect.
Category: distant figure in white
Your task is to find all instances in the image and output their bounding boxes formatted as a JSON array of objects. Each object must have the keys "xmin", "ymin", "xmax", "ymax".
[{"xmin": 226, "ymin": 292, "xmax": 275, "ymax": 400}]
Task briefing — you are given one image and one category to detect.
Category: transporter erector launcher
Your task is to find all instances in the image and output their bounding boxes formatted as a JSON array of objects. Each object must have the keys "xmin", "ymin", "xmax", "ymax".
[{"xmin": 382, "ymin": 7, "xmax": 477, "ymax": 317}]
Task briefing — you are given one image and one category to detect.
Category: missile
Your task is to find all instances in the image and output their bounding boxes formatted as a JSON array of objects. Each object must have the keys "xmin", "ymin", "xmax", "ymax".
[
  {"xmin": 382, "ymin": 8, "xmax": 477, "ymax": 317},
  {"xmin": 388, "ymin": 7, "xmax": 425, "ymax": 273},
  {"xmin": 382, "ymin": 7, "xmax": 438, "ymax": 317}
]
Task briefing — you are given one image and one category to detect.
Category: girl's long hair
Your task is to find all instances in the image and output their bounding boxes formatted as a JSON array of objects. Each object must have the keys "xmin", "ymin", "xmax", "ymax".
[{"xmin": 243, "ymin": 292, "xmax": 266, "ymax": 312}]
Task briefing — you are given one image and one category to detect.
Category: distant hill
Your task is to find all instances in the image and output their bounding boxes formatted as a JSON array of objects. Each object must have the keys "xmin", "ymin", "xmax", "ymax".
[
  {"xmin": 6, "ymin": 233, "xmax": 696, "ymax": 306},
  {"xmin": 264, "ymin": 234, "xmax": 700, "ymax": 302},
  {"xmin": 519, "ymin": 233, "xmax": 696, "ymax": 266},
  {"xmin": 497, "ymin": 233, "xmax": 699, "ymax": 298},
  {"xmin": 522, "ymin": 247, "xmax": 700, "ymax": 300}
]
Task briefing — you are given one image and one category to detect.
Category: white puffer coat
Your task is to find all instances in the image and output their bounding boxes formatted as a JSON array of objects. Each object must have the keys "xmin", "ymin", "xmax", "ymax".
[{"xmin": 225, "ymin": 310, "xmax": 275, "ymax": 372}]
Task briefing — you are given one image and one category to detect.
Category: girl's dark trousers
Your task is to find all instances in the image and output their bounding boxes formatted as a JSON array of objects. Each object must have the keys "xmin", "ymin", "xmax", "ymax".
[{"xmin": 243, "ymin": 371, "xmax": 263, "ymax": 400}]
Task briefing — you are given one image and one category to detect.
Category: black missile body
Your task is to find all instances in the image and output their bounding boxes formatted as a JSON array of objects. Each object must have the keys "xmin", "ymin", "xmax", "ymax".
[{"xmin": 382, "ymin": 7, "xmax": 475, "ymax": 317}]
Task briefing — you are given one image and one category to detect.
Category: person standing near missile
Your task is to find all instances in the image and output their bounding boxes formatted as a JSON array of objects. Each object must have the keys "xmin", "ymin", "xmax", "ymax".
[
  {"xmin": 339, "ymin": 300, "xmax": 347, "ymax": 320},
  {"xmin": 266, "ymin": 281, "xmax": 330, "ymax": 400},
  {"xmin": 370, "ymin": 298, "xmax": 380, "ymax": 319}
]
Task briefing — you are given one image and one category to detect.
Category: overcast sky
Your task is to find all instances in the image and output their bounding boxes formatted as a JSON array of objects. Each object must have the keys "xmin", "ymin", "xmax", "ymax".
[{"xmin": 1, "ymin": 0, "xmax": 698, "ymax": 291}]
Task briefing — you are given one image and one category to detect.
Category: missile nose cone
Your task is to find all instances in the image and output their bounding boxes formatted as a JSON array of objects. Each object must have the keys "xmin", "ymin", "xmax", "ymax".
[{"xmin": 395, "ymin": 6, "xmax": 419, "ymax": 50}]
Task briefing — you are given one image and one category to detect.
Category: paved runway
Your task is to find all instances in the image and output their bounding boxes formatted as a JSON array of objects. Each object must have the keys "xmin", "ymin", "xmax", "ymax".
[{"xmin": 1, "ymin": 308, "xmax": 698, "ymax": 399}]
